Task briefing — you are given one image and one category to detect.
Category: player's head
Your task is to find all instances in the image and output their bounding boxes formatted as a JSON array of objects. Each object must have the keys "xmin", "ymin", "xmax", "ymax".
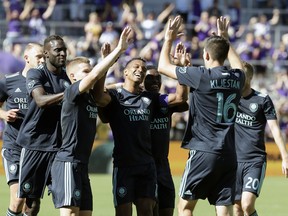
[
  {"xmin": 123, "ymin": 57, "xmax": 147, "ymax": 84},
  {"xmin": 203, "ymin": 35, "xmax": 229, "ymax": 66},
  {"xmin": 144, "ymin": 65, "xmax": 161, "ymax": 93},
  {"xmin": 24, "ymin": 43, "xmax": 45, "ymax": 68},
  {"xmin": 66, "ymin": 57, "xmax": 92, "ymax": 83},
  {"xmin": 44, "ymin": 35, "xmax": 67, "ymax": 68},
  {"xmin": 242, "ymin": 61, "xmax": 254, "ymax": 91}
]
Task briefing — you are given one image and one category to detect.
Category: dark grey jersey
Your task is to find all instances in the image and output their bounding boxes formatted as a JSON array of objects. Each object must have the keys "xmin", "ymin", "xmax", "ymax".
[
  {"xmin": 235, "ymin": 89, "xmax": 276, "ymax": 162},
  {"xmin": 176, "ymin": 66, "xmax": 245, "ymax": 154},
  {"xmin": 16, "ymin": 64, "xmax": 70, "ymax": 151},
  {"xmin": 0, "ymin": 72, "xmax": 28, "ymax": 150},
  {"xmin": 55, "ymin": 81, "xmax": 97, "ymax": 163},
  {"xmin": 103, "ymin": 87, "xmax": 162, "ymax": 167}
]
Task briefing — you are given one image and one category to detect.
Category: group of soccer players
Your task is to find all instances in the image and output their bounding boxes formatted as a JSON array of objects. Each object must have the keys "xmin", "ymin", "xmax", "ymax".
[{"xmin": 1, "ymin": 14, "xmax": 288, "ymax": 216}]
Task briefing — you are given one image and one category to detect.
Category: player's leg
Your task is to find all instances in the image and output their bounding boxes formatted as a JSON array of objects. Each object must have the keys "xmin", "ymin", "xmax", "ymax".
[
  {"xmin": 2, "ymin": 148, "xmax": 25, "ymax": 215},
  {"xmin": 134, "ymin": 162, "xmax": 157, "ymax": 216},
  {"xmin": 241, "ymin": 192, "xmax": 257, "ymax": 216},
  {"xmin": 240, "ymin": 161, "xmax": 266, "ymax": 216},
  {"xmin": 177, "ymin": 198, "xmax": 197, "ymax": 216},
  {"xmin": 115, "ymin": 203, "xmax": 133, "ymax": 216},
  {"xmin": 23, "ymin": 198, "xmax": 41, "ymax": 216},
  {"xmin": 233, "ymin": 200, "xmax": 244, "ymax": 216},
  {"xmin": 233, "ymin": 162, "xmax": 245, "ymax": 216},
  {"xmin": 59, "ymin": 206, "xmax": 80, "ymax": 216}
]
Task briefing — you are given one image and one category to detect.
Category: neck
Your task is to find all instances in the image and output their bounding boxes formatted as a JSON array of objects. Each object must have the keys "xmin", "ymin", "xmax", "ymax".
[
  {"xmin": 123, "ymin": 82, "xmax": 141, "ymax": 94},
  {"xmin": 242, "ymin": 87, "xmax": 252, "ymax": 97}
]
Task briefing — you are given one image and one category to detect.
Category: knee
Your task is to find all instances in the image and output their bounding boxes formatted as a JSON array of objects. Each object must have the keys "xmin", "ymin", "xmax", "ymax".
[
  {"xmin": 241, "ymin": 201, "xmax": 255, "ymax": 215},
  {"xmin": 24, "ymin": 198, "xmax": 41, "ymax": 216}
]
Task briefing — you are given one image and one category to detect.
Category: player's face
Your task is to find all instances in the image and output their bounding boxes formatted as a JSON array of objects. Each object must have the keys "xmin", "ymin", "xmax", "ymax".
[
  {"xmin": 144, "ymin": 69, "xmax": 161, "ymax": 93},
  {"xmin": 125, "ymin": 60, "xmax": 147, "ymax": 84},
  {"xmin": 72, "ymin": 62, "xmax": 92, "ymax": 82},
  {"xmin": 45, "ymin": 40, "xmax": 67, "ymax": 68},
  {"xmin": 26, "ymin": 46, "xmax": 45, "ymax": 68}
]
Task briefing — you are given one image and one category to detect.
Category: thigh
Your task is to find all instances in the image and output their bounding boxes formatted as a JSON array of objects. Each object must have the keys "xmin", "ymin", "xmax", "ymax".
[
  {"xmin": 2, "ymin": 148, "xmax": 21, "ymax": 184},
  {"xmin": 18, "ymin": 149, "xmax": 55, "ymax": 199},
  {"xmin": 242, "ymin": 161, "xmax": 266, "ymax": 197}
]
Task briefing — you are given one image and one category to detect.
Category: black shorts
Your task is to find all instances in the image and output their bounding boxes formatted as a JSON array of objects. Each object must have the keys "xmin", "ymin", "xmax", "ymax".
[
  {"xmin": 112, "ymin": 162, "xmax": 157, "ymax": 207},
  {"xmin": 50, "ymin": 160, "xmax": 93, "ymax": 210},
  {"xmin": 1, "ymin": 148, "xmax": 21, "ymax": 184},
  {"xmin": 179, "ymin": 150, "xmax": 237, "ymax": 205},
  {"xmin": 235, "ymin": 160, "xmax": 266, "ymax": 201},
  {"xmin": 18, "ymin": 148, "xmax": 56, "ymax": 199},
  {"xmin": 155, "ymin": 158, "xmax": 175, "ymax": 209}
]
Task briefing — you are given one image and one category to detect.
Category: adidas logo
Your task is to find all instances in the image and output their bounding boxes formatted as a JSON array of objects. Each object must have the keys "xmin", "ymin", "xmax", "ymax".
[{"xmin": 15, "ymin": 88, "xmax": 22, "ymax": 93}]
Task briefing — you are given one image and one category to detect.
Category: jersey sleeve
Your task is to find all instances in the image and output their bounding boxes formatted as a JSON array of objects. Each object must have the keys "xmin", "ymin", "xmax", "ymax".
[
  {"xmin": 64, "ymin": 81, "xmax": 81, "ymax": 103},
  {"xmin": 176, "ymin": 66, "xmax": 203, "ymax": 89},
  {"xmin": 26, "ymin": 68, "xmax": 45, "ymax": 96},
  {"xmin": 263, "ymin": 95, "xmax": 277, "ymax": 120},
  {"xmin": 0, "ymin": 77, "xmax": 8, "ymax": 102}
]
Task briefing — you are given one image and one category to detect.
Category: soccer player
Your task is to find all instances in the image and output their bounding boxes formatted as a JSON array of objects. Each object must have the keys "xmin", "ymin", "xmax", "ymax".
[
  {"xmin": 233, "ymin": 61, "xmax": 288, "ymax": 216},
  {"xmin": 157, "ymin": 16, "xmax": 245, "ymax": 216},
  {"xmin": 0, "ymin": 43, "xmax": 44, "ymax": 216},
  {"xmin": 50, "ymin": 26, "xmax": 132, "ymax": 216},
  {"xmin": 16, "ymin": 35, "xmax": 70, "ymax": 214},
  {"xmin": 94, "ymin": 54, "xmax": 187, "ymax": 215}
]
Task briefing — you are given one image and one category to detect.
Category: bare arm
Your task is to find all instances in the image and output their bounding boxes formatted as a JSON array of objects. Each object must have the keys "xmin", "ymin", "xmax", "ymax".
[
  {"xmin": 157, "ymin": 3, "xmax": 175, "ymax": 23},
  {"xmin": 267, "ymin": 119, "xmax": 288, "ymax": 178},
  {"xmin": 158, "ymin": 16, "xmax": 183, "ymax": 79},
  {"xmin": 80, "ymin": 26, "xmax": 132, "ymax": 94},
  {"xmin": 32, "ymin": 87, "xmax": 64, "ymax": 108},
  {"xmin": 0, "ymin": 102, "xmax": 19, "ymax": 122},
  {"xmin": 42, "ymin": 0, "xmax": 56, "ymax": 20},
  {"xmin": 216, "ymin": 16, "xmax": 243, "ymax": 70}
]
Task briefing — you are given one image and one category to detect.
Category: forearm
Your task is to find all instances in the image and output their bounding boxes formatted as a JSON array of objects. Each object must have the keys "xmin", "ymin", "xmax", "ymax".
[
  {"xmin": 34, "ymin": 92, "xmax": 64, "ymax": 108},
  {"xmin": 158, "ymin": 39, "xmax": 177, "ymax": 79}
]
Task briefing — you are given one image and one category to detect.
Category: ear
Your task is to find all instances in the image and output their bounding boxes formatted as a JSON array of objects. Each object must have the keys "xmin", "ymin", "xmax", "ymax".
[
  {"xmin": 24, "ymin": 54, "xmax": 29, "ymax": 63},
  {"xmin": 123, "ymin": 68, "xmax": 128, "ymax": 77},
  {"xmin": 44, "ymin": 50, "xmax": 49, "ymax": 58},
  {"xmin": 205, "ymin": 52, "xmax": 210, "ymax": 61}
]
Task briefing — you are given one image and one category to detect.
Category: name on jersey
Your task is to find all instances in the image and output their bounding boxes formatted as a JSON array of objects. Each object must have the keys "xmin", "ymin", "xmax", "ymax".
[
  {"xmin": 150, "ymin": 117, "xmax": 169, "ymax": 130},
  {"xmin": 86, "ymin": 105, "xmax": 97, "ymax": 119},
  {"xmin": 235, "ymin": 112, "xmax": 256, "ymax": 126},
  {"xmin": 14, "ymin": 97, "xmax": 28, "ymax": 110},
  {"xmin": 124, "ymin": 108, "xmax": 150, "ymax": 121},
  {"xmin": 210, "ymin": 79, "xmax": 241, "ymax": 89}
]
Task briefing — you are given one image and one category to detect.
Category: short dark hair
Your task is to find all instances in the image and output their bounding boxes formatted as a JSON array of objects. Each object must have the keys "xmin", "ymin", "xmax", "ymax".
[
  {"xmin": 44, "ymin": 35, "xmax": 64, "ymax": 50},
  {"xmin": 205, "ymin": 35, "xmax": 230, "ymax": 64},
  {"xmin": 124, "ymin": 57, "xmax": 146, "ymax": 70}
]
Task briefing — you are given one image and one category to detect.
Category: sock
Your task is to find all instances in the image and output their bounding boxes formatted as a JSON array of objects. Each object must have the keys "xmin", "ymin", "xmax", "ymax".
[
  {"xmin": 6, "ymin": 208, "xmax": 23, "ymax": 216},
  {"xmin": 249, "ymin": 211, "xmax": 258, "ymax": 216}
]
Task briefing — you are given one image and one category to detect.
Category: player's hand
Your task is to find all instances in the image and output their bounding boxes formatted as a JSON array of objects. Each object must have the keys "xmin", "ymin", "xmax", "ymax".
[
  {"xmin": 165, "ymin": 15, "xmax": 183, "ymax": 41},
  {"xmin": 101, "ymin": 42, "xmax": 111, "ymax": 59},
  {"xmin": 5, "ymin": 109, "xmax": 20, "ymax": 122},
  {"xmin": 172, "ymin": 42, "xmax": 191, "ymax": 66},
  {"xmin": 117, "ymin": 26, "xmax": 133, "ymax": 52},
  {"xmin": 215, "ymin": 16, "xmax": 230, "ymax": 40}
]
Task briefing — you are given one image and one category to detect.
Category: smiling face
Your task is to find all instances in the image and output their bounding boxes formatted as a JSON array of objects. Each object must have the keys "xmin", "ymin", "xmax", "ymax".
[
  {"xmin": 144, "ymin": 68, "xmax": 161, "ymax": 93},
  {"xmin": 45, "ymin": 39, "xmax": 67, "ymax": 69},
  {"xmin": 124, "ymin": 59, "xmax": 147, "ymax": 84}
]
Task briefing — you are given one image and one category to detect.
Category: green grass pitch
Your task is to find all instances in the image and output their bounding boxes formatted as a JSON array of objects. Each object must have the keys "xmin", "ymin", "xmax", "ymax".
[{"xmin": 0, "ymin": 174, "xmax": 286, "ymax": 215}]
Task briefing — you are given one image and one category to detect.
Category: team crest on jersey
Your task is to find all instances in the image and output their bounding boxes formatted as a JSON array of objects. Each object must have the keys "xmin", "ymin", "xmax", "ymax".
[
  {"xmin": 249, "ymin": 103, "xmax": 258, "ymax": 113},
  {"xmin": 117, "ymin": 187, "xmax": 127, "ymax": 198},
  {"xmin": 141, "ymin": 97, "xmax": 151, "ymax": 105},
  {"xmin": 27, "ymin": 80, "xmax": 36, "ymax": 89},
  {"xmin": 9, "ymin": 164, "xmax": 17, "ymax": 175},
  {"xmin": 62, "ymin": 80, "xmax": 70, "ymax": 89},
  {"xmin": 178, "ymin": 67, "xmax": 187, "ymax": 74},
  {"xmin": 160, "ymin": 107, "xmax": 168, "ymax": 114},
  {"xmin": 74, "ymin": 189, "xmax": 81, "ymax": 200},
  {"xmin": 22, "ymin": 182, "xmax": 32, "ymax": 193}
]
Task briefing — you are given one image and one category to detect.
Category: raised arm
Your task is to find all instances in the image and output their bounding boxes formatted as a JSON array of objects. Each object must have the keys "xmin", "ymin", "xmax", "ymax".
[
  {"xmin": 158, "ymin": 15, "xmax": 183, "ymax": 79},
  {"xmin": 267, "ymin": 119, "xmax": 288, "ymax": 178},
  {"xmin": 216, "ymin": 16, "xmax": 243, "ymax": 70}
]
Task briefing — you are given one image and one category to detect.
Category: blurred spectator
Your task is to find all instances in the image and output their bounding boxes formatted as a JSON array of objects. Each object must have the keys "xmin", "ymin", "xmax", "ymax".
[
  {"xmin": 207, "ymin": 0, "xmax": 222, "ymax": 18},
  {"xmin": 227, "ymin": 0, "xmax": 241, "ymax": 27},
  {"xmin": 98, "ymin": 21, "xmax": 119, "ymax": 45},
  {"xmin": 200, "ymin": 0, "xmax": 213, "ymax": 11},
  {"xmin": 0, "ymin": 49, "xmax": 25, "ymax": 78},
  {"xmin": 69, "ymin": 0, "xmax": 86, "ymax": 21},
  {"xmin": 175, "ymin": 0, "xmax": 191, "ymax": 23},
  {"xmin": 100, "ymin": 1, "xmax": 119, "ymax": 22}
]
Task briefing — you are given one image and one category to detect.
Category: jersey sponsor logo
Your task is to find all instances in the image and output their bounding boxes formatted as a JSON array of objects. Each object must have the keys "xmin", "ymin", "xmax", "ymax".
[
  {"xmin": 14, "ymin": 97, "xmax": 28, "ymax": 109},
  {"xmin": 86, "ymin": 105, "xmax": 97, "ymax": 119},
  {"xmin": 123, "ymin": 108, "xmax": 150, "ymax": 121},
  {"xmin": 73, "ymin": 189, "xmax": 81, "ymax": 200},
  {"xmin": 9, "ymin": 164, "xmax": 17, "ymax": 175},
  {"xmin": 22, "ymin": 182, "xmax": 32, "ymax": 193},
  {"xmin": 150, "ymin": 117, "xmax": 169, "ymax": 130},
  {"xmin": 235, "ymin": 112, "xmax": 256, "ymax": 126},
  {"xmin": 178, "ymin": 67, "xmax": 187, "ymax": 74},
  {"xmin": 117, "ymin": 187, "xmax": 127, "ymax": 198},
  {"xmin": 249, "ymin": 103, "xmax": 258, "ymax": 113},
  {"xmin": 14, "ymin": 88, "xmax": 22, "ymax": 93},
  {"xmin": 141, "ymin": 97, "xmax": 151, "ymax": 105},
  {"xmin": 27, "ymin": 80, "xmax": 36, "ymax": 89}
]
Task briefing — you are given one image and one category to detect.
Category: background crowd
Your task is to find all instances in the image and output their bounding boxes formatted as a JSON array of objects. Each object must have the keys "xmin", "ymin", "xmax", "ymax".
[{"xmin": 0, "ymin": 0, "xmax": 287, "ymax": 143}]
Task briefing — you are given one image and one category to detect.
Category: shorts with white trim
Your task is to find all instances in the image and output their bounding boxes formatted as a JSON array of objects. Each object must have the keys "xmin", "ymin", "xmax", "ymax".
[
  {"xmin": 1, "ymin": 148, "xmax": 21, "ymax": 184},
  {"xmin": 179, "ymin": 150, "xmax": 237, "ymax": 205},
  {"xmin": 235, "ymin": 160, "xmax": 266, "ymax": 201},
  {"xmin": 50, "ymin": 160, "xmax": 92, "ymax": 210},
  {"xmin": 18, "ymin": 148, "xmax": 56, "ymax": 199}
]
